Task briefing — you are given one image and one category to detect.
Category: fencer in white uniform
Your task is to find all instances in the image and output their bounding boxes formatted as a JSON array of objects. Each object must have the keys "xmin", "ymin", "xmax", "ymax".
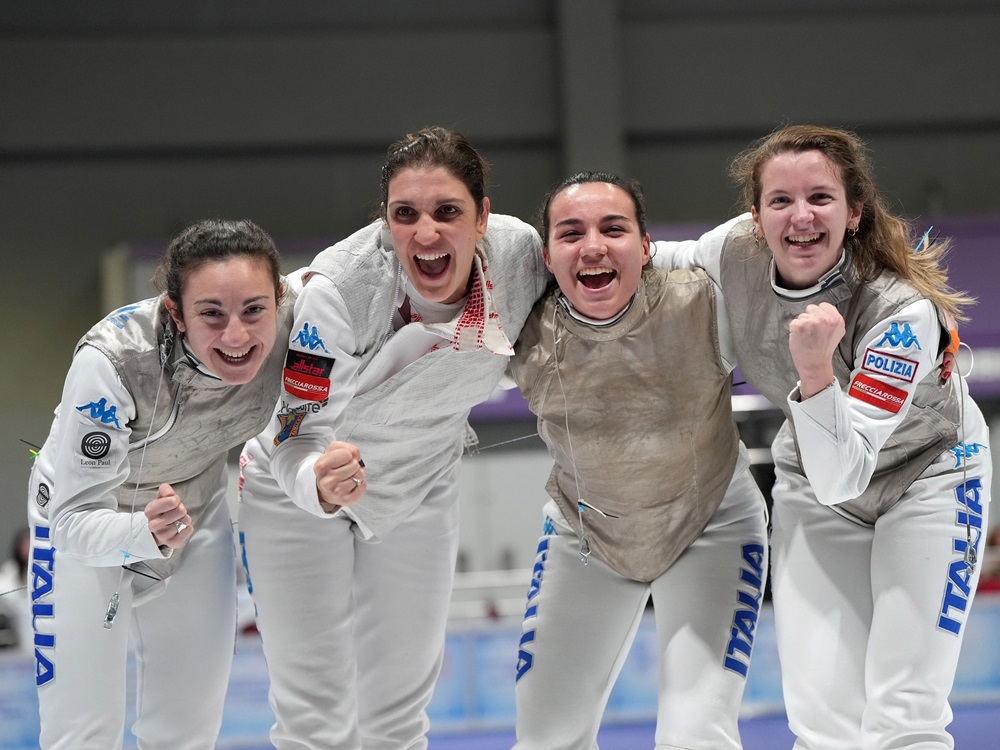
[
  {"xmin": 510, "ymin": 173, "xmax": 769, "ymax": 750},
  {"xmin": 27, "ymin": 219, "xmax": 294, "ymax": 749},
  {"xmin": 238, "ymin": 127, "xmax": 549, "ymax": 750},
  {"xmin": 653, "ymin": 125, "xmax": 991, "ymax": 750}
]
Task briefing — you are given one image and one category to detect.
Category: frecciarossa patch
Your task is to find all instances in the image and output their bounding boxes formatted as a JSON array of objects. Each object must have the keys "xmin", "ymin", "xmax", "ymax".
[
  {"xmin": 861, "ymin": 348, "xmax": 918, "ymax": 383},
  {"xmin": 283, "ymin": 350, "xmax": 334, "ymax": 401},
  {"xmin": 848, "ymin": 372, "xmax": 907, "ymax": 413}
]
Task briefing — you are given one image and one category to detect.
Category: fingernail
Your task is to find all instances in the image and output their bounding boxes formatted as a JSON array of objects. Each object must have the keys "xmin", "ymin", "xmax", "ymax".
[{"xmin": 359, "ymin": 459, "xmax": 365, "ymax": 468}]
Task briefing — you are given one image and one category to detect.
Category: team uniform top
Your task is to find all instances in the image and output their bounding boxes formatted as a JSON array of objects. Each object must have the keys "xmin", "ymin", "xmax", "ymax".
[
  {"xmin": 653, "ymin": 215, "xmax": 966, "ymax": 523},
  {"xmin": 511, "ymin": 266, "xmax": 748, "ymax": 581},
  {"xmin": 30, "ymin": 289, "xmax": 295, "ymax": 579},
  {"xmin": 241, "ymin": 215, "xmax": 549, "ymax": 541}
]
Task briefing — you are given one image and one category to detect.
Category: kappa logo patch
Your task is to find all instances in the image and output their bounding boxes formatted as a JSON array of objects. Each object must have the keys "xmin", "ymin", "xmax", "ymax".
[
  {"xmin": 292, "ymin": 322, "xmax": 330, "ymax": 352},
  {"xmin": 861, "ymin": 348, "xmax": 918, "ymax": 383},
  {"xmin": 848, "ymin": 372, "xmax": 907, "ymax": 413},
  {"xmin": 75, "ymin": 397, "xmax": 123, "ymax": 429},
  {"xmin": 875, "ymin": 321, "xmax": 921, "ymax": 350}
]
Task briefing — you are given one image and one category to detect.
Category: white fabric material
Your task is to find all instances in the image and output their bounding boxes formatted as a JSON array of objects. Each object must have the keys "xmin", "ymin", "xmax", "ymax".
[
  {"xmin": 786, "ymin": 299, "xmax": 942, "ymax": 507},
  {"xmin": 651, "ymin": 214, "xmax": 744, "ymax": 372},
  {"xmin": 240, "ymin": 465, "xmax": 460, "ymax": 750},
  {"xmin": 771, "ymin": 419, "xmax": 991, "ymax": 749},
  {"xmin": 514, "ymin": 466, "xmax": 767, "ymax": 750},
  {"xmin": 31, "ymin": 346, "xmax": 164, "ymax": 566},
  {"xmin": 30, "ymin": 482, "xmax": 237, "ymax": 750}
]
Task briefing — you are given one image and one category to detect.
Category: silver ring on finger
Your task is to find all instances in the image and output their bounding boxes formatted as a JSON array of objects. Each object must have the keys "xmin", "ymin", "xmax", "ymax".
[
  {"xmin": 352, "ymin": 477, "xmax": 362, "ymax": 487},
  {"xmin": 174, "ymin": 521, "xmax": 187, "ymax": 533}
]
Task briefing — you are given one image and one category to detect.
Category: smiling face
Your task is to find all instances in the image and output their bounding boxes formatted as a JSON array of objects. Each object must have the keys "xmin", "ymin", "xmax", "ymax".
[
  {"xmin": 385, "ymin": 165, "xmax": 489, "ymax": 304},
  {"xmin": 751, "ymin": 149, "xmax": 863, "ymax": 290},
  {"xmin": 165, "ymin": 256, "xmax": 279, "ymax": 384},
  {"xmin": 543, "ymin": 181, "xmax": 650, "ymax": 320}
]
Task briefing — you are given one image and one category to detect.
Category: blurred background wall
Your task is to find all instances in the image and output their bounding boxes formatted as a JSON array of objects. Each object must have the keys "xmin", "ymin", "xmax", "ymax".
[{"xmin": 2, "ymin": 0, "xmax": 1000, "ymax": 564}]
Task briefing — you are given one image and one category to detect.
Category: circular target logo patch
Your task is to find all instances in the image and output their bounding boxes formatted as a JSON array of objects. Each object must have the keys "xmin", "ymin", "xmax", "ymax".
[
  {"xmin": 81, "ymin": 431, "xmax": 112, "ymax": 459},
  {"xmin": 36, "ymin": 482, "xmax": 51, "ymax": 508}
]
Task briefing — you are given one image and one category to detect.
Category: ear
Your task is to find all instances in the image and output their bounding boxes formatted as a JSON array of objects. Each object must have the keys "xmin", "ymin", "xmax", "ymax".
[
  {"xmin": 542, "ymin": 243, "xmax": 553, "ymax": 273},
  {"xmin": 640, "ymin": 233, "xmax": 651, "ymax": 265},
  {"xmin": 476, "ymin": 197, "xmax": 491, "ymax": 240},
  {"xmin": 849, "ymin": 202, "xmax": 864, "ymax": 229},
  {"xmin": 750, "ymin": 206, "xmax": 762, "ymax": 237},
  {"xmin": 164, "ymin": 297, "xmax": 186, "ymax": 333}
]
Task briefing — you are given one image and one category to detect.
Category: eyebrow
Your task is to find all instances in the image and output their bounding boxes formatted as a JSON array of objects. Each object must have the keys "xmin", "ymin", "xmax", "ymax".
[
  {"xmin": 764, "ymin": 183, "xmax": 841, "ymax": 196},
  {"xmin": 388, "ymin": 196, "xmax": 468, "ymax": 208},
  {"xmin": 191, "ymin": 294, "xmax": 271, "ymax": 306},
  {"xmin": 554, "ymin": 213, "xmax": 632, "ymax": 227}
]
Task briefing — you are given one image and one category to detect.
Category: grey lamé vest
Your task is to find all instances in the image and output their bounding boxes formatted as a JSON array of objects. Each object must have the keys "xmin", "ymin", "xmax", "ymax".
[
  {"xmin": 511, "ymin": 268, "xmax": 739, "ymax": 582},
  {"xmin": 82, "ymin": 287, "xmax": 295, "ymax": 579},
  {"xmin": 305, "ymin": 215, "xmax": 547, "ymax": 540},
  {"xmin": 719, "ymin": 218, "xmax": 958, "ymax": 523}
]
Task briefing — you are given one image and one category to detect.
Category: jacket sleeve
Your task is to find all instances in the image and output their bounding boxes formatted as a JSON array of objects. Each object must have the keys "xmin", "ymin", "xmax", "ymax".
[
  {"xmin": 266, "ymin": 274, "xmax": 362, "ymax": 517},
  {"xmin": 651, "ymin": 216, "xmax": 745, "ymax": 372},
  {"xmin": 788, "ymin": 299, "xmax": 943, "ymax": 506},
  {"xmin": 47, "ymin": 345, "xmax": 166, "ymax": 566}
]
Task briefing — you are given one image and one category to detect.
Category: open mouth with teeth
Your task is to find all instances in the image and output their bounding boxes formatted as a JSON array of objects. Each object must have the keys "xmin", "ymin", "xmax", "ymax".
[
  {"xmin": 578, "ymin": 266, "xmax": 616, "ymax": 290},
  {"xmin": 217, "ymin": 346, "xmax": 254, "ymax": 365},
  {"xmin": 415, "ymin": 251, "xmax": 451, "ymax": 278},
  {"xmin": 787, "ymin": 232, "xmax": 823, "ymax": 247}
]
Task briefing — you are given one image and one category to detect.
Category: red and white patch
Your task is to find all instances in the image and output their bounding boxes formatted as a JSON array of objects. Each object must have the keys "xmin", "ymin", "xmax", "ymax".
[
  {"xmin": 848, "ymin": 372, "xmax": 908, "ymax": 414},
  {"xmin": 283, "ymin": 371, "xmax": 330, "ymax": 401}
]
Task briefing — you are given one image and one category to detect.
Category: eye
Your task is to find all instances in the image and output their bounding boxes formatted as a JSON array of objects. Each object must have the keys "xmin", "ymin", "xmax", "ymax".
[
  {"xmin": 769, "ymin": 196, "xmax": 791, "ymax": 206},
  {"xmin": 436, "ymin": 204, "xmax": 460, "ymax": 219},
  {"xmin": 245, "ymin": 304, "xmax": 268, "ymax": 316},
  {"xmin": 604, "ymin": 225, "xmax": 626, "ymax": 236},
  {"xmin": 199, "ymin": 309, "xmax": 223, "ymax": 318},
  {"xmin": 393, "ymin": 206, "xmax": 417, "ymax": 221},
  {"xmin": 810, "ymin": 193, "xmax": 833, "ymax": 204}
]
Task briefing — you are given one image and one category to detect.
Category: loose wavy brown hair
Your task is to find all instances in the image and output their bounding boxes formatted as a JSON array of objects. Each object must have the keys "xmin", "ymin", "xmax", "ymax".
[{"xmin": 730, "ymin": 124, "xmax": 973, "ymax": 320}]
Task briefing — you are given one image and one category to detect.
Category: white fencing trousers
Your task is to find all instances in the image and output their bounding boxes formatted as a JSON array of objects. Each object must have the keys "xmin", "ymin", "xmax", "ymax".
[
  {"xmin": 239, "ymin": 465, "xmax": 460, "ymax": 750},
  {"xmin": 513, "ymin": 465, "xmax": 768, "ymax": 750},
  {"xmin": 31, "ymin": 489, "xmax": 238, "ymax": 750},
  {"xmin": 770, "ymin": 433, "xmax": 992, "ymax": 750}
]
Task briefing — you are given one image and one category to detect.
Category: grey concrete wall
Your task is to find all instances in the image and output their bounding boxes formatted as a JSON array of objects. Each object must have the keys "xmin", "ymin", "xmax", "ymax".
[{"xmin": 2, "ymin": 0, "xmax": 999, "ymax": 553}]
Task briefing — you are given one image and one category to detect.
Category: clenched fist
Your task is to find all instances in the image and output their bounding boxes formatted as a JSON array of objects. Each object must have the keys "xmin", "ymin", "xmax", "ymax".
[
  {"xmin": 145, "ymin": 483, "xmax": 193, "ymax": 549},
  {"xmin": 315, "ymin": 441, "xmax": 366, "ymax": 512},
  {"xmin": 789, "ymin": 303, "xmax": 845, "ymax": 399}
]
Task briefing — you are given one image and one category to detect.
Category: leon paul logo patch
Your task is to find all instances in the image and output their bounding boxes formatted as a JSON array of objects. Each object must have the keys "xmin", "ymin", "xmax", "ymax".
[{"xmin": 76, "ymin": 426, "xmax": 117, "ymax": 470}]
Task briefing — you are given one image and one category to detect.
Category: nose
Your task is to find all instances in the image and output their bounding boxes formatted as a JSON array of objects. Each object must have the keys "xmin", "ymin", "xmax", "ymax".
[
  {"xmin": 414, "ymin": 213, "xmax": 439, "ymax": 243},
  {"xmin": 791, "ymin": 199, "xmax": 814, "ymax": 225},
  {"xmin": 221, "ymin": 315, "xmax": 251, "ymax": 346},
  {"xmin": 580, "ymin": 227, "xmax": 606, "ymax": 258}
]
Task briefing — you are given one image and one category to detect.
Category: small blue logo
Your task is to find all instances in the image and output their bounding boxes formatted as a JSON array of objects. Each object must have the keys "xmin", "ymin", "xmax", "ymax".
[
  {"xmin": 104, "ymin": 304, "xmax": 142, "ymax": 330},
  {"xmin": 76, "ymin": 398, "xmax": 122, "ymax": 429},
  {"xmin": 876, "ymin": 322, "xmax": 921, "ymax": 349},
  {"xmin": 293, "ymin": 322, "xmax": 330, "ymax": 352},
  {"xmin": 948, "ymin": 442, "xmax": 988, "ymax": 469}
]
